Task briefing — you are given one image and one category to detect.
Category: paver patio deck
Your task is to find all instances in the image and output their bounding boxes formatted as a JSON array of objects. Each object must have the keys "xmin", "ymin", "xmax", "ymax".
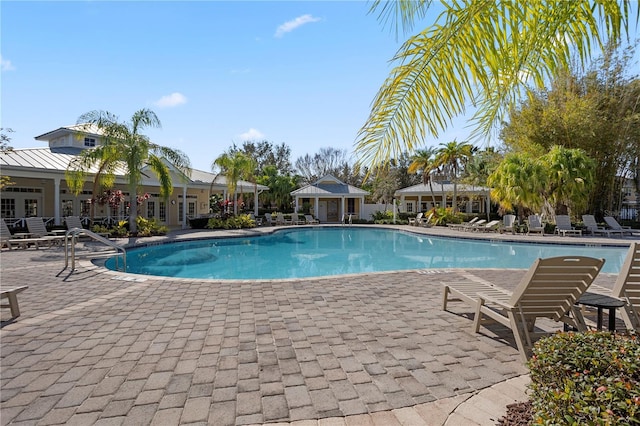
[{"xmin": 1, "ymin": 225, "xmax": 627, "ymax": 425}]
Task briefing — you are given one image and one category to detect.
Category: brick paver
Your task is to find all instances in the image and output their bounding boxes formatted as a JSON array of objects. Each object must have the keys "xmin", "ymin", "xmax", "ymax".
[{"xmin": 0, "ymin": 226, "xmax": 623, "ymax": 425}]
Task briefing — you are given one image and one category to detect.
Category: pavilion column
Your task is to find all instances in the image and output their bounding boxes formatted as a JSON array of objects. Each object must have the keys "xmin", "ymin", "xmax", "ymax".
[
  {"xmin": 418, "ymin": 195, "xmax": 422, "ymax": 212},
  {"xmin": 54, "ymin": 177, "xmax": 61, "ymax": 225},
  {"xmin": 314, "ymin": 197, "xmax": 319, "ymax": 217},
  {"xmin": 182, "ymin": 185, "xmax": 187, "ymax": 229}
]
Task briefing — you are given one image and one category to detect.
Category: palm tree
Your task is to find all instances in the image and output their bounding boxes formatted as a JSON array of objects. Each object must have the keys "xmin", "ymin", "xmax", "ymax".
[
  {"xmin": 66, "ymin": 109, "xmax": 191, "ymax": 233},
  {"xmin": 543, "ymin": 145, "xmax": 595, "ymax": 217},
  {"xmin": 487, "ymin": 153, "xmax": 547, "ymax": 220},
  {"xmin": 355, "ymin": 1, "xmax": 634, "ymax": 168},
  {"xmin": 434, "ymin": 140, "xmax": 473, "ymax": 212},
  {"xmin": 408, "ymin": 147, "xmax": 438, "ymax": 208},
  {"xmin": 212, "ymin": 152, "xmax": 255, "ymax": 216}
]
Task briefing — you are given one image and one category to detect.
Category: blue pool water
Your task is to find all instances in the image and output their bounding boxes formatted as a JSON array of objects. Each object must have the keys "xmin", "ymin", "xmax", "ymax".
[{"xmin": 105, "ymin": 227, "xmax": 628, "ymax": 280}]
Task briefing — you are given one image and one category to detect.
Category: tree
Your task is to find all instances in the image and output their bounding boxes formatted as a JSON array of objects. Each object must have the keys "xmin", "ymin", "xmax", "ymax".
[
  {"xmin": 295, "ymin": 147, "xmax": 352, "ymax": 185},
  {"xmin": 256, "ymin": 165, "xmax": 297, "ymax": 212},
  {"xmin": 1, "ymin": 128, "xmax": 15, "ymax": 190},
  {"xmin": 212, "ymin": 151, "xmax": 256, "ymax": 216},
  {"xmin": 543, "ymin": 145, "xmax": 596, "ymax": 217},
  {"xmin": 487, "ymin": 153, "xmax": 547, "ymax": 220},
  {"xmin": 229, "ymin": 140, "xmax": 293, "ymax": 176},
  {"xmin": 488, "ymin": 147, "xmax": 595, "ymax": 221},
  {"xmin": 434, "ymin": 140, "xmax": 473, "ymax": 212},
  {"xmin": 462, "ymin": 148, "xmax": 503, "ymax": 219},
  {"xmin": 66, "ymin": 109, "xmax": 191, "ymax": 233},
  {"xmin": 355, "ymin": 1, "xmax": 635, "ymax": 168},
  {"xmin": 500, "ymin": 41, "xmax": 640, "ymax": 216},
  {"xmin": 408, "ymin": 147, "xmax": 439, "ymax": 208}
]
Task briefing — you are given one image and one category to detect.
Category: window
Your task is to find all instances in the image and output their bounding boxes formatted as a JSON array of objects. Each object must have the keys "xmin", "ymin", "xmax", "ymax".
[
  {"xmin": 159, "ymin": 201, "xmax": 166, "ymax": 222},
  {"xmin": 147, "ymin": 201, "xmax": 155, "ymax": 219},
  {"xmin": 1, "ymin": 198, "xmax": 15, "ymax": 219},
  {"xmin": 406, "ymin": 202, "xmax": 414, "ymax": 213},
  {"xmin": 347, "ymin": 198, "xmax": 355, "ymax": 214},
  {"xmin": 84, "ymin": 137, "xmax": 96, "ymax": 147},
  {"xmin": 188, "ymin": 202, "xmax": 196, "ymax": 218},
  {"xmin": 62, "ymin": 200, "xmax": 74, "ymax": 217},
  {"xmin": 178, "ymin": 202, "xmax": 184, "ymax": 220},
  {"xmin": 25, "ymin": 199, "xmax": 38, "ymax": 217},
  {"xmin": 81, "ymin": 199, "xmax": 91, "ymax": 216}
]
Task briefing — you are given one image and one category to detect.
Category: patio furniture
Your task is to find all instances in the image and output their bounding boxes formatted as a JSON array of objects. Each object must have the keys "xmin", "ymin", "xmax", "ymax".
[
  {"xmin": 526, "ymin": 215, "xmax": 544, "ymax": 235},
  {"xmin": 1, "ymin": 219, "xmax": 49, "ymax": 250},
  {"xmin": 26, "ymin": 217, "xmax": 66, "ymax": 245},
  {"xmin": 589, "ymin": 242, "xmax": 640, "ymax": 331},
  {"xmin": 304, "ymin": 214, "xmax": 320, "ymax": 224},
  {"xmin": 604, "ymin": 216, "xmax": 640, "ymax": 236},
  {"xmin": 408, "ymin": 212, "xmax": 423, "ymax": 226},
  {"xmin": 576, "ymin": 292, "xmax": 625, "ymax": 331},
  {"xmin": 1, "ymin": 286, "xmax": 28, "ymax": 318},
  {"xmin": 501, "ymin": 214, "xmax": 516, "ymax": 234},
  {"xmin": 442, "ymin": 256, "xmax": 605, "ymax": 361},
  {"xmin": 554, "ymin": 215, "xmax": 582, "ymax": 236},
  {"xmin": 581, "ymin": 214, "xmax": 624, "ymax": 237}
]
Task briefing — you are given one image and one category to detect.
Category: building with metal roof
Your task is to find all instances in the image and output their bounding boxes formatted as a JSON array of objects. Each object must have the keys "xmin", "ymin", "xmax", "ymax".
[
  {"xmin": 0, "ymin": 126, "xmax": 268, "ymax": 229},
  {"xmin": 291, "ymin": 175, "xmax": 369, "ymax": 222},
  {"xmin": 394, "ymin": 182, "xmax": 491, "ymax": 216}
]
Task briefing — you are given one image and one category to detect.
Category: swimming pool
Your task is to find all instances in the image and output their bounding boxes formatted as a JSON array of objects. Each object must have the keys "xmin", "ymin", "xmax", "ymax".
[{"xmin": 105, "ymin": 227, "xmax": 628, "ymax": 280}]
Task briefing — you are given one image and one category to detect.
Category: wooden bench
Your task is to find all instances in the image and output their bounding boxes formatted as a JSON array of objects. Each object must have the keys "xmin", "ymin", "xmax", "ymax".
[{"xmin": 1, "ymin": 286, "xmax": 28, "ymax": 318}]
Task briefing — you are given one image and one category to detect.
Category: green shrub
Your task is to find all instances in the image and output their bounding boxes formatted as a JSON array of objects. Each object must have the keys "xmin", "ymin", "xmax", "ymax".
[
  {"xmin": 110, "ymin": 220, "xmax": 129, "ymax": 237},
  {"xmin": 136, "ymin": 217, "xmax": 168, "ymax": 236},
  {"xmin": 528, "ymin": 331, "xmax": 639, "ymax": 425},
  {"xmin": 206, "ymin": 214, "xmax": 255, "ymax": 230},
  {"xmin": 189, "ymin": 217, "xmax": 210, "ymax": 229},
  {"xmin": 91, "ymin": 224, "xmax": 110, "ymax": 236}
]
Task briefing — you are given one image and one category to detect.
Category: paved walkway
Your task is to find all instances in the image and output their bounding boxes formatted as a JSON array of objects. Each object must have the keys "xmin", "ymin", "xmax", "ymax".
[{"xmin": 1, "ymin": 225, "xmax": 626, "ymax": 425}]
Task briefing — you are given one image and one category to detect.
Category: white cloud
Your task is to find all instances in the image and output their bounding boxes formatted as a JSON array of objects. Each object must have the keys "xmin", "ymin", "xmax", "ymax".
[
  {"xmin": 238, "ymin": 128, "xmax": 265, "ymax": 141},
  {"xmin": 275, "ymin": 14, "xmax": 321, "ymax": 38},
  {"xmin": 153, "ymin": 92, "xmax": 187, "ymax": 108},
  {"xmin": 1, "ymin": 55, "xmax": 15, "ymax": 71}
]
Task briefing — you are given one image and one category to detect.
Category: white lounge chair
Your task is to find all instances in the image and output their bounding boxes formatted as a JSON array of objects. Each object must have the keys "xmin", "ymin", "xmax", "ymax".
[
  {"xmin": 526, "ymin": 215, "xmax": 544, "ymax": 235},
  {"xmin": 264, "ymin": 213, "xmax": 274, "ymax": 226},
  {"xmin": 604, "ymin": 216, "xmax": 640, "ymax": 236},
  {"xmin": 449, "ymin": 217, "xmax": 479, "ymax": 231},
  {"xmin": 292, "ymin": 213, "xmax": 305, "ymax": 225},
  {"xmin": 304, "ymin": 214, "xmax": 319, "ymax": 224},
  {"xmin": 442, "ymin": 256, "xmax": 605, "ymax": 361},
  {"xmin": 408, "ymin": 212, "xmax": 423, "ymax": 226},
  {"xmin": 26, "ymin": 217, "xmax": 66, "ymax": 246},
  {"xmin": 275, "ymin": 213, "xmax": 292, "ymax": 226},
  {"xmin": 501, "ymin": 214, "xmax": 516, "ymax": 234},
  {"xmin": 464, "ymin": 219, "xmax": 486, "ymax": 231},
  {"xmin": 582, "ymin": 214, "xmax": 624, "ymax": 237},
  {"xmin": 554, "ymin": 215, "xmax": 582, "ymax": 236},
  {"xmin": 1, "ymin": 218, "xmax": 49, "ymax": 250},
  {"xmin": 475, "ymin": 219, "xmax": 502, "ymax": 233}
]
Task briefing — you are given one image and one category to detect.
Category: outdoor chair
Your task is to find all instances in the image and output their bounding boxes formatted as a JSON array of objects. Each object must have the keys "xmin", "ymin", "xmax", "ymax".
[
  {"xmin": 590, "ymin": 242, "xmax": 640, "ymax": 331},
  {"xmin": 25, "ymin": 217, "xmax": 66, "ymax": 246},
  {"xmin": 501, "ymin": 214, "xmax": 516, "ymax": 234},
  {"xmin": 442, "ymin": 256, "xmax": 605, "ymax": 361},
  {"xmin": 474, "ymin": 219, "xmax": 502, "ymax": 233},
  {"xmin": 408, "ymin": 212, "xmax": 423, "ymax": 226},
  {"xmin": 582, "ymin": 214, "xmax": 624, "ymax": 237},
  {"xmin": 304, "ymin": 214, "xmax": 319, "ymax": 224},
  {"xmin": 554, "ymin": 215, "xmax": 582, "ymax": 237},
  {"xmin": 1, "ymin": 218, "xmax": 49, "ymax": 250},
  {"xmin": 604, "ymin": 216, "xmax": 640, "ymax": 236},
  {"xmin": 526, "ymin": 215, "xmax": 544, "ymax": 235}
]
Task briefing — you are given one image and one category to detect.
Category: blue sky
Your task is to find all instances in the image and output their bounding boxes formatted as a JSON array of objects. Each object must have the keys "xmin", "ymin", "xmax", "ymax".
[
  {"xmin": 2, "ymin": 1, "xmax": 472, "ymax": 172},
  {"xmin": 2, "ymin": 2, "xmax": 637, "ymax": 173}
]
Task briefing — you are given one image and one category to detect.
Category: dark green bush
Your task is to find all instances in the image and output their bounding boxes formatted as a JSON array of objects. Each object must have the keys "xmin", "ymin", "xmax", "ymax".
[
  {"xmin": 528, "ymin": 332, "xmax": 639, "ymax": 425},
  {"xmin": 188, "ymin": 217, "xmax": 210, "ymax": 229},
  {"xmin": 206, "ymin": 214, "xmax": 256, "ymax": 230}
]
